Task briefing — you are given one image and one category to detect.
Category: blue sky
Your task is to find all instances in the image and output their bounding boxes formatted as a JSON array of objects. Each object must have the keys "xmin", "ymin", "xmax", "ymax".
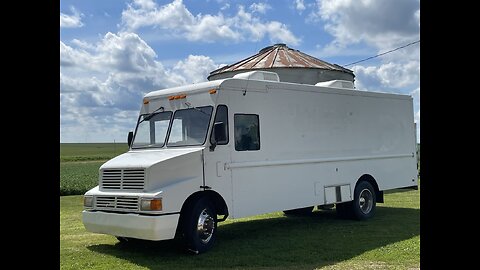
[{"xmin": 60, "ymin": 0, "xmax": 420, "ymax": 143}]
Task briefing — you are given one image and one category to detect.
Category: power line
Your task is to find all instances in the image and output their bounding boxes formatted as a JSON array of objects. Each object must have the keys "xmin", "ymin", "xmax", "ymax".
[{"xmin": 342, "ymin": 40, "xmax": 420, "ymax": 67}]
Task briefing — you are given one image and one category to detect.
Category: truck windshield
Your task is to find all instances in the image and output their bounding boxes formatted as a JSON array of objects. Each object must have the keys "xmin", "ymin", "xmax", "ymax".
[
  {"xmin": 131, "ymin": 106, "xmax": 213, "ymax": 149},
  {"xmin": 167, "ymin": 106, "xmax": 213, "ymax": 146},
  {"xmin": 131, "ymin": 111, "xmax": 172, "ymax": 149}
]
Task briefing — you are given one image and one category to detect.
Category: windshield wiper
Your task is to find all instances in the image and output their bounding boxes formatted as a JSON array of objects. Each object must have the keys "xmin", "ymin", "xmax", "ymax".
[
  {"xmin": 184, "ymin": 102, "xmax": 210, "ymax": 116},
  {"xmin": 139, "ymin": 106, "xmax": 165, "ymax": 123}
]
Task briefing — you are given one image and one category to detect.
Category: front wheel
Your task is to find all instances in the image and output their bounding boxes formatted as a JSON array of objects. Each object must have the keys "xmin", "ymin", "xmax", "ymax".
[
  {"xmin": 181, "ymin": 197, "xmax": 217, "ymax": 254},
  {"xmin": 352, "ymin": 181, "xmax": 376, "ymax": 220}
]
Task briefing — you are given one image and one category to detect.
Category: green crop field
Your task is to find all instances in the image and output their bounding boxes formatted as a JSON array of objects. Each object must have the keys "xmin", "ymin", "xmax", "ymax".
[
  {"xmin": 60, "ymin": 143, "xmax": 420, "ymax": 269},
  {"xmin": 60, "ymin": 143, "xmax": 128, "ymax": 195},
  {"xmin": 60, "ymin": 143, "xmax": 129, "ymax": 162}
]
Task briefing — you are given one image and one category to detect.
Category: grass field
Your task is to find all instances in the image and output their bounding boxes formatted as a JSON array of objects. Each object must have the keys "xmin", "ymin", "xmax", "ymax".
[
  {"xmin": 61, "ymin": 188, "xmax": 419, "ymax": 270},
  {"xmin": 60, "ymin": 143, "xmax": 419, "ymax": 269}
]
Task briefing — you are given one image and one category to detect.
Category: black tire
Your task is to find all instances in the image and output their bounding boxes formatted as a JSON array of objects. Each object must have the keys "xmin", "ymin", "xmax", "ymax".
[
  {"xmin": 283, "ymin": 206, "xmax": 314, "ymax": 216},
  {"xmin": 181, "ymin": 197, "xmax": 217, "ymax": 254},
  {"xmin": 352, "ymin": 181, "xmax": 376, "ymax": 220}
]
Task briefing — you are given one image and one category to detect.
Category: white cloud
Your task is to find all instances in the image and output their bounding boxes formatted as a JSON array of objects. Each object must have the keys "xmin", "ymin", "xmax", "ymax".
[
  {"xmin": 220, "ymin": 3, "xmax": 230, "ymax": 11},
  {"xmin": 187, "ymin": 13, "xmax": 241, "ymax": 42},
  {"xmin": 352, "ymin": 60, "xmax": 419, "ymax": 91},
  {"xmin": 249, "ymin": 2, "xmax": 271, "ymax": 14},
  {"xmin": 71, "ymin": 39, "xmax": 95, "ymax": 50},
  {"xmin": 121, "ymin": 0, "xmax": 300, "ymax": 45},
  {"xmin": 60, "ymin": 32, "xmax": 220, "ymax": 142},
  {"xmin": 134, "ymin": 0, "xmax": 157, "ymax": 9},
  {"xmin": 234, "ymin": 5, "xmax": 300, "ymax": 45},
  {"xmin": 173, "ymin": 55, "xmax": 218, "ymax": 84},
  {"xmin": 60, "ymin": 41, "xmax": 91, "ymax": 69},
  {"xmin": 313, "ymin": 0, "xmax": 419, "ymax": 50},
  {"xmin": 60, "ymin": 7, "xmax": 84, "ymax": 28},
  {"xmin": 122, "ymin": 0, "xmax": 194, "ymax": 32},
  {"xmin": 294, "ymin": 0, "xmax": 306, "ymax": 13}
]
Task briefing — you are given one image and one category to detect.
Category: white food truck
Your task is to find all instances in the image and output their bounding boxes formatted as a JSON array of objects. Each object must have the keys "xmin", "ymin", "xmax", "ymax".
[{"xmin": 82, "ymin": 71, "xmax": 418, "ymax": 254}]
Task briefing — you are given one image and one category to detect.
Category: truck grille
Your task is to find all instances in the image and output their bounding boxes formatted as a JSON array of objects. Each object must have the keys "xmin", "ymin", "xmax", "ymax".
[
  {"xmin": 95, "ymin": 196, "xmax": 139, "ymax": 211},
  {"xmin": 101, "ymin": 169, "xmax": 145, "ymax": 191}
]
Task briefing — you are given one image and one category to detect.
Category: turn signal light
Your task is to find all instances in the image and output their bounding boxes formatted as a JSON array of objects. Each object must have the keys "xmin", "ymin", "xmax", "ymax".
[
  {"xmin": 150, "ymin": 199, "xmax": 162, "ymax": 211},
  {"xmin": 140, "ymin": 198, "xmax": 162, "ymax": 211}
]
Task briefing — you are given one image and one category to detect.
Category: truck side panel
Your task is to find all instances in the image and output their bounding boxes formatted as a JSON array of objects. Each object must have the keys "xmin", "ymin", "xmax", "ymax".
[{"xmin": 222, "ymin": 81, "xmax": 417, "ymax": 218}]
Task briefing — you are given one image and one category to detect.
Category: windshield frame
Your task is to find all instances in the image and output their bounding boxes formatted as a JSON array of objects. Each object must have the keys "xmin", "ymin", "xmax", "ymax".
[
  {"xmin": 166, "ymin": 105, "xmax": 214, "ymax": 148},
  {"xmin": 130, "ymin": 105, "xmax": 214, "ymax": 150},
  {"xmin": 131, "ymin": 111, "xmax": 173, "ymax": 150}
]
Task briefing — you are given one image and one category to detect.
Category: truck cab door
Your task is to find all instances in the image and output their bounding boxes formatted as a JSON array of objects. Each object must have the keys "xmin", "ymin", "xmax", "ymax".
[{"xmin": 203, "ymin": 104, "xmax": 233, "ymax": 214}]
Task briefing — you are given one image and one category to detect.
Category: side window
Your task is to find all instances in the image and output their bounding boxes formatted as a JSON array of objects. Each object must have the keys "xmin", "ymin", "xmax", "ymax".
[
  {"xmin": 210, "ymin": 105, "xmax": 229, "ymax": 145},
  {"xmin": 234, "ymin": 114, "xmax": 260, "ymax": 151}
]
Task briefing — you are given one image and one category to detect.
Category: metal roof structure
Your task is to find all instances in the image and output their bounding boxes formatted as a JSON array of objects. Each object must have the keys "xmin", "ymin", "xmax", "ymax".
[{"xmin": 208, "ymin": 43, "xmax": 354, "ymax": 85}]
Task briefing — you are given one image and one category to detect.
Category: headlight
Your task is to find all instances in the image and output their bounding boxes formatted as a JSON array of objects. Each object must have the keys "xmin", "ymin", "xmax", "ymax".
[
  {"xmin": 84, "ymin": 196, "xmax": 93, "ymax": 208},
  {"xmin": 140, "ymin": 198, "xmax": 162, "ymax": 211}
]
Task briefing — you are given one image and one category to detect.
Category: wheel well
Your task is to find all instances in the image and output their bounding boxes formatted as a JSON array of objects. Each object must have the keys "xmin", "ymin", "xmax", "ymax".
[
  {"xmin": 180, "ymin": 190, "xmax": 229, "ymax": 218},
  {"xmin": 356, "ymin": 174, "xmax": 384, "ymax": 203}
]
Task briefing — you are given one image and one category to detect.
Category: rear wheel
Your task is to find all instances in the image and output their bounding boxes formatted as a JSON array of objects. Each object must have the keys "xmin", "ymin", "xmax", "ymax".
[
  {"xmin": 283, "ymin": 206, "xmax": 314, "ymax": 216},
  {"xmin": 336, "ymin": 181, "xmax": 377, "ymax": 220},
  {"xmin": 352, "ymin": 181, "xmax": 376, "ymax": 220},
  {"xmin": 181, "ymin": 197, "xmax": 217, "ymax": 254}
]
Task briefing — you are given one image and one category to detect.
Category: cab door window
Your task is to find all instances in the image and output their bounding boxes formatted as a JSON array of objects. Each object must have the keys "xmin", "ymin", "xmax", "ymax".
[{"xmin": 210, "ymin": 105, "xmax": 229, "ymax": 145}]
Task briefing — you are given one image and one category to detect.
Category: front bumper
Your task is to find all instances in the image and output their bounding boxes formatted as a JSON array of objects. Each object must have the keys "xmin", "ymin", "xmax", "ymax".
[{"xmin": 82, "ymin": 210, "xmax": 180, "ymax": 241}]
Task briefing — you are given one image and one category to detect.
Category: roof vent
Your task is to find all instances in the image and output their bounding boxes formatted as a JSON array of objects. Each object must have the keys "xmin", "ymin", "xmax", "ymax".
[
  {"xmin": 315, "ymin": 80, "xmax": 355, "ymax": 89},
  {"xmin": 232, "ymin": 71, "xmax": 280, "ymax": 82}
]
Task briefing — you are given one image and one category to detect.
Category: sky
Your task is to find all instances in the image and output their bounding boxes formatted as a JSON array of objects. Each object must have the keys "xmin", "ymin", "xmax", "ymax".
[{"xmin": 60, "ymin": 0, "xmax": 420, "ymax": 143}]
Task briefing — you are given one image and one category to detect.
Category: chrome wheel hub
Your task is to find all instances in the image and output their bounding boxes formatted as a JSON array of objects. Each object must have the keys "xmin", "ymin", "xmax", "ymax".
[
  {"xmin": 197, "ymin": 209, "xmax": 215, "ymax": 244},
  {"xmin": 359, "ymin": 188, "xmax": 373, "ymax": 214}
]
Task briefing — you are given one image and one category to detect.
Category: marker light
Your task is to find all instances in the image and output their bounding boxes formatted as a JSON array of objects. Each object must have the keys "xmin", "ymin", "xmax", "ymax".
[
  {"xmin": 143, "ymin": 98, "xmax": 149, "ymax": 104},
  {"xmin": 209, "ymin": 89, "xmax": 217, "ymax": 94},
  {"xmin": 169, "ymin": 94, "xmax": 187, "ymax": 100},
  {"xmin": 140, "ymin": 198, "xmax": 162, "ymax": 211}
]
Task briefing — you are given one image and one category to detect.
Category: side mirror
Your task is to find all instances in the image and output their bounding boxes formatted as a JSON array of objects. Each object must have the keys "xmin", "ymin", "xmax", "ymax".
[
  {"xmin": 210, "ymin": 122, "xmax": 226, "ymax": 151},
  {"xmin": 127, "ymin": 131, "xmax": 134, "ymax": 148}
]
